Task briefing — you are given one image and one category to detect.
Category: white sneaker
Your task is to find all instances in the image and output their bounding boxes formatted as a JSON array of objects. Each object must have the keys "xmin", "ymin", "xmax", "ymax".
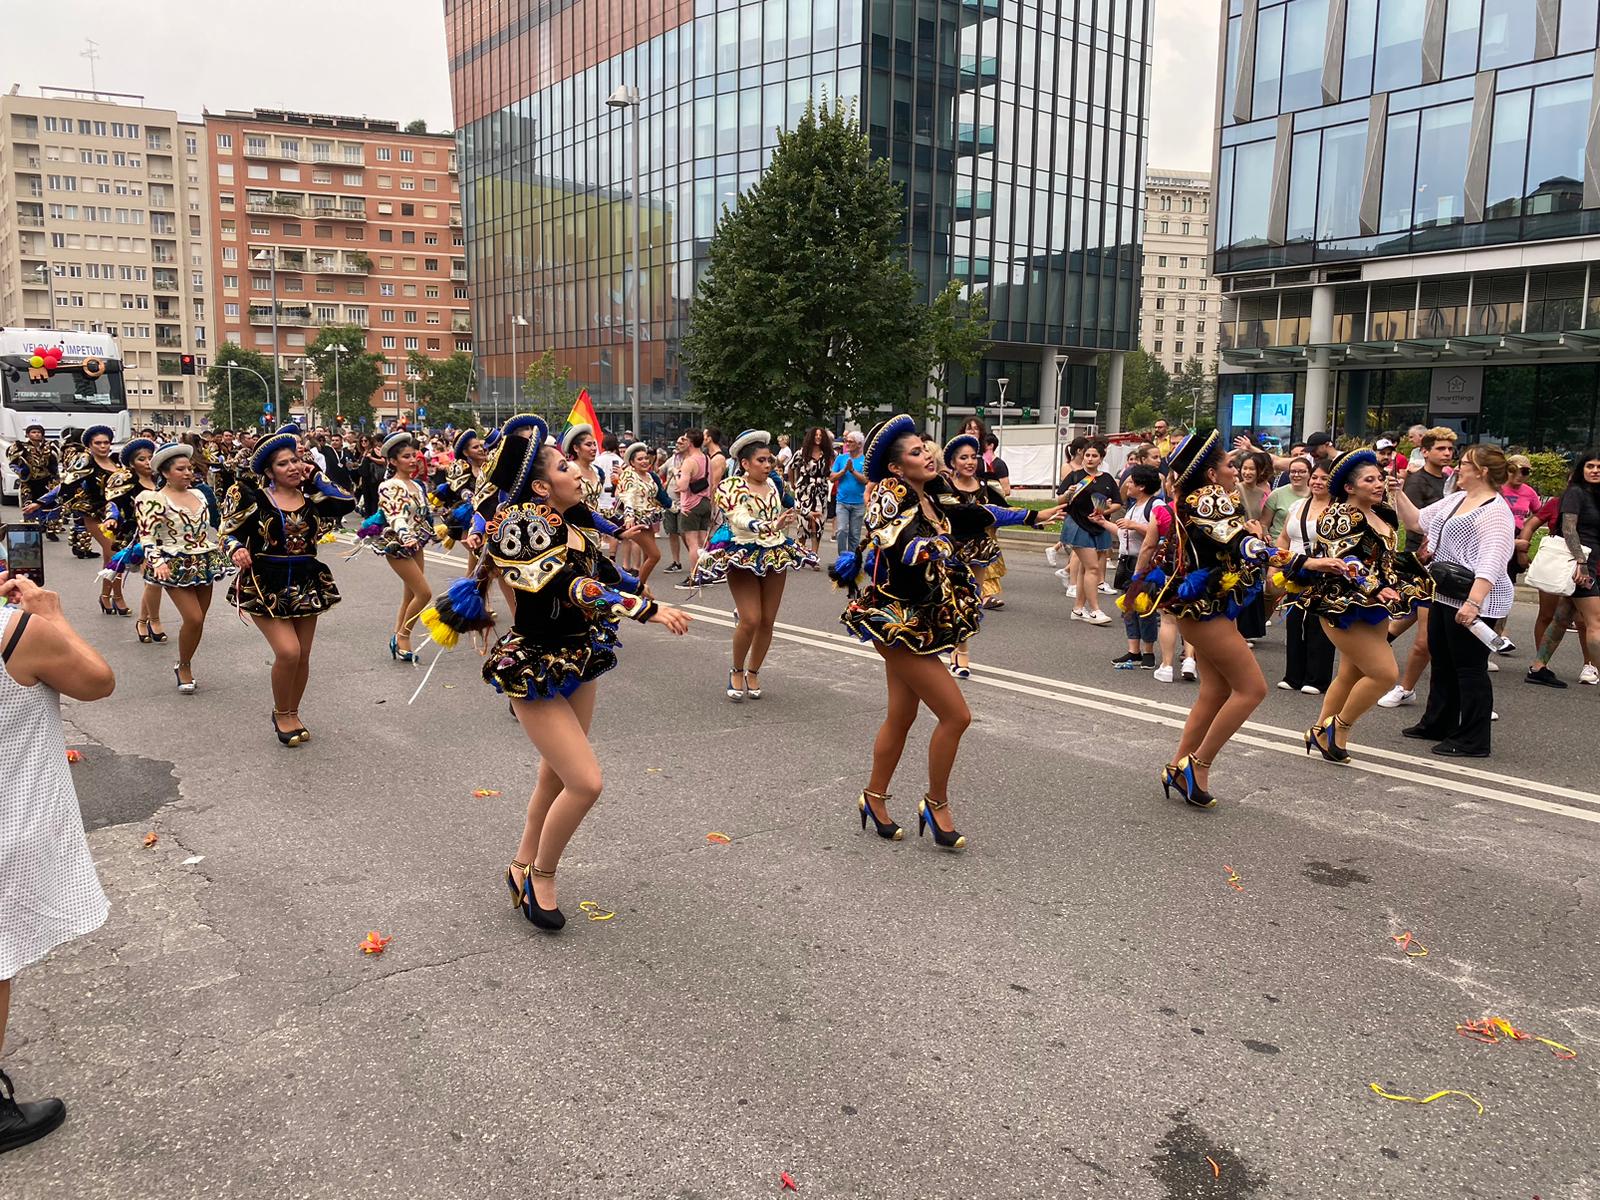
[
  {"xmin": 1487, "ymin": 660, "xmax": 1499, "ymax": 672},
  {"xmin": 1181, "ymin": 656, "xmax": 1197, "ymax": 681},
  {"xmin": 1300, "ymin": 685, "xmax": 1322, "ymax": 695},
  {"xmin": 1065, "ymin": 584, "xmax": 1078, "ymax": 598},
  {"xmin": 1082, "ymin": 609, "xmax": 1112, "ymax": 626},
  {"xmin": 1070, "ymin": 607, "xmax": 1086, "ymax": 620},
  {"xmin": 1098, "ymin": 581, "xmax": 1116, "ymax": 594},
  {"xmin": 1377, "ymin": 686, "xmax": 1415, "ymax": 707},
  {"xmin": 1045, "ymin": 545, "xmax": 1059, "ymax": 567},
  {"xmin": 1153, "ymin": 664, "xmax": 1175, "ymax": 683},
  {"xmin": 1492, "ymin": 710, "xmax": 1500, "ymax": 721},
  {"xmin": 1054, "ymin": 567, "xmax": 1071, "ymax": 580},
  {"xmin": 1277, "ymin": 680, "xmax": 1293, "ymax": 691},
  {"xmin": 1580, "ymin": 664, "xmax": 1599, "ymax": 685},
  {"xmin": 1492, "ymin": 635, "xmax": 1515, "ymax": 654}
]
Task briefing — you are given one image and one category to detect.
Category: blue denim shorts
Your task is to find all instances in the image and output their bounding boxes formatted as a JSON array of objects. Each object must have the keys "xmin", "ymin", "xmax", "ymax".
[{"xmin": 1059, "ymin": 522, "xmax": 1112, "ymax": 551}]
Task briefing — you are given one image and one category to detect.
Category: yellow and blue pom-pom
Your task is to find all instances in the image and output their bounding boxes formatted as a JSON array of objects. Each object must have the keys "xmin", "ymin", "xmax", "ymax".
[
  {"xmin": 1220, "ymin": 570, "xmax": 1242, "ymax": 592},
  {"xmin": 417, "ymin": 603, "xmax": 459, "ymax": 649},
  {"xmin": 1134, "ymin": 593, "xmax": 1154, "ymax": 614}
]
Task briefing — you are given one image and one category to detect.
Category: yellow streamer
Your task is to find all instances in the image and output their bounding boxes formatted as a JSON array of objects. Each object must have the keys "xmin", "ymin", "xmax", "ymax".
[
  {"xmin": 1368, "ymin": 1083, "xmax": 1484, "ymax": 1115},
  {"xmin": 578, "ymin": 901, "xmax": 615, "ymax": 922}
]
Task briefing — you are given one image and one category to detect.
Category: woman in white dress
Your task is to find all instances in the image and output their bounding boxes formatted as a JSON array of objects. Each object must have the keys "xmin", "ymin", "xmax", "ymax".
[{"xmin": 0, "ymin": 571, "xmax": 115, "ymax": 1154}]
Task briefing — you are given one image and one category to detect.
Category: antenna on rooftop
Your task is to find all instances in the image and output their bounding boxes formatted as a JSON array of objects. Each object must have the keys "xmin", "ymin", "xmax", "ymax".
[{"xmin": 81, "ymin": 38, "xmax": 101, "ymax": 97}]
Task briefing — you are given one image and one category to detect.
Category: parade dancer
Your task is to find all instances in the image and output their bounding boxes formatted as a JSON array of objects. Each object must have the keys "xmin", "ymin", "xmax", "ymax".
[
  {"xmin": 100, "ymin": 437, "xmax": 166, "ymax": 645},
  {"xmin": 833, "ymin": 415, "xmax": 983, "ymax": 850},
  {"xmin": 936, "ymin": 433, "xmax": 1064, "ymax": 677},
  {"xmin": 615, "ymin": 441, "xmax": 667, "ymax": 590},
  {"xmin": 221, "ymin": 427, "xmax": 355, "ymax": 746},
  {"xmin": 136, "ymin": 444, "xmax": 233, "ymax": 693},
  {"xmin": 561, "ymin": 424, "xmax": 607, "ymax": 514},
  {"xmin": 5, "ymin": 425, "xmax": 60, "ymax": 542},
  {"xmin": 416, "ymin": 416, "xmax": 691, "ymax": 932},
  {"xmin": 434, "ymin": 427, "xmax": 494, "ymax": 562},
  {"xmin": 26, "ymin": 425, "xmax": 121, "ymax": 601},
  {"xmin": 355, "ymin": 431, "xmax": 435, "ymax": 663},
  {"xmin": 1292, "ymin": 448, "xmax": 1431, "ymax": 764},
  {"xmin": 688, "ymin": 431, "xmax": 815, "ymax": 700},
  {"xmin": 1126, "ymin": 431, "xmax": 1344, "ymax": 808}
]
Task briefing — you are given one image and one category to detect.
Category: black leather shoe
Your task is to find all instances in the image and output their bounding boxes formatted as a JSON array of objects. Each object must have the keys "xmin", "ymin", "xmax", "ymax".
[
  {"xmin": 0, "ymin": 1069, "xmax": 67, "ymax": 1156},
  {"xmin": 1432, "ymin": 742, "xmax": 1489, "ymax": 758},
  {"xmin": 1400, "ymin": 725, "xmax": 1439, "ymax": 741}
]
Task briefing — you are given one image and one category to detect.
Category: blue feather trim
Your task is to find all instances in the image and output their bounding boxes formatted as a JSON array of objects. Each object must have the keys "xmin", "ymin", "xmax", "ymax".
[
  {"xmin": 1175, "ymin": 567, "xmax": 1212, "ymax": 601},
  {"xmin": 109, "ymin": 543, "xmax": 145, "ymax": 572}
]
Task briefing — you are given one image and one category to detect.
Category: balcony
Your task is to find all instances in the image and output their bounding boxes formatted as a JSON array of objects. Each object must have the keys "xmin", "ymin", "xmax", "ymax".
[
  {"xmin": 148, "ymin": 170, "xmax": 173, "ymax": 181},
  {"xmin": 449, "ymin": 214, "xmax": 462, "ymax": 227},
  {"xmin": 450, "ymin": 315, "xmax": 471, "ymax": 333},
  {"xmin": 451, "ymin": 267, "xmax": 468, "ymax": 280},
  {"xmin": 16, "ymin": 213, "xmax": 45, "ymax": 228},
  {"xmin": 244, "ymin": 144, "xmax": 302, "ymax": 162},
  {"xmin": 149, "ymin": 192, "xmax": 175, "ymax": 210},
  {"xmin": 153, "ymin": 279, "xmax": 180, "ymax": 293},
  {"xmin": 156, "ymin": 335, "xmax": 184, "ymax": 349},
  {"xmin": 24, "ymin": 155, "xmax": 41, "ymax": 169},
  {"xmin": 157, "ymin": 356, "xmax": 182, "ymax": 376},
  {"xmin": 246, "ymin": 197, "xmax": 305, "ymax": 216},
  {"xmin": 248, "ymin": 306, "xmax": 314, "ymax": 326},
  {"xmin": 957, "ymin": 122, "xmax": 997, "ymax": 153},
  {"xmin": 959, "ymin": 55, "xmax": 999, "ymax": 87},
  {"xmin": 147, "ymin": 139, "xmax": 171, "ymax": 151}
]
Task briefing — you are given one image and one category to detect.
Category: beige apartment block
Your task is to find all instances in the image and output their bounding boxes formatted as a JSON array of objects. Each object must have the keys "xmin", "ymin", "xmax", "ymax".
[
  {"xmin": 1141, "ymin": 168, "xmax": 1219, "ymax": 376},
  {"xmin": 202, "ymin": 109, "xmax": 469, "ymax": 427},
  {"xmin": 1, "ymin": 87, "xmax": 214, "ymax": 427}
]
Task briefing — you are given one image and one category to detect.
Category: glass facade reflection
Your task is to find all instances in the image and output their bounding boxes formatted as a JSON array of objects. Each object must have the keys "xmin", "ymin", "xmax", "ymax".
[
  {"xmin": 1213, "ymin": 0, "xmax": 1600, "ymax": 451},
  {"xmin": 445, "ymin": 0, "xmax": 1150, "ymax": 438}
]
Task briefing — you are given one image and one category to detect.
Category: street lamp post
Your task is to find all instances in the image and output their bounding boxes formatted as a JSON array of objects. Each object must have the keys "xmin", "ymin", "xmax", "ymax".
[
  {"xmin": 511, "ymin": 314, "xmax": 529, "ymax": 422},
  {"xmin": 606, "ymin": 84, "xmax": 643, "ymax": 439},
  {"xmin": 252, "ymin": 249, "xmax": 280, "ymax": 413},
  {"xmin": 995, "ymin": 375, "xmax": 1010, "ymax": 430},
  {"xmin": 31, "ymin": 266, "xmax": 58, "ymax": 313},
  {"xmin": 211, "ymin": 362, "xmax": 274, "ymax": 429},
  {"xmin": 332, "ymin": 343, "xmax": 347, "ymax": 425}
]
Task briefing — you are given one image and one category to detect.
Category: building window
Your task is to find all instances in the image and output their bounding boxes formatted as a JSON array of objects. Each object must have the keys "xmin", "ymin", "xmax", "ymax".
[
  {"xmin": 381, "ymin": 335, "xmax": 396, "ymax": 349},
  {"xmin": 398, "ymin": 148, "xmax": 413, "ymax": 163},
  {"xmin": 376, "ymin": 147, "xmax": 391, "ymax": 161},
  {"xmin": 399, "ymin": 178, "xmax": 415, "ymax": 191},
  {"xmin": 1155, "ymin": 319, "xmax": 1164, "ymax": 332},
  {"xmin": 404, "ymin": 336, "xmax": 419, "ymax": 350},
  {"xmin": 1154, "ymin": 340, "xmax": 1163, "ymax": 354}
]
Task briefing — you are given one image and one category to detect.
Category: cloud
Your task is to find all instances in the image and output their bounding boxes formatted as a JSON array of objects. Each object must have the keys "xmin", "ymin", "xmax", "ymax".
[{"xmin": 1149, "ymin": 0, "xmax": 1222, "ymax": 173}]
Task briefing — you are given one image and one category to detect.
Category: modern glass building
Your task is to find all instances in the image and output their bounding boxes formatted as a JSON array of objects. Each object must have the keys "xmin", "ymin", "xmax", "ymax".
[
  {"xmin": 1213, "ymin": 0, "xmax": 1600, "ymax": 451},
  {"xmin": 444, "ymin": 0, "xmax": 1151, "ymax": 441}
]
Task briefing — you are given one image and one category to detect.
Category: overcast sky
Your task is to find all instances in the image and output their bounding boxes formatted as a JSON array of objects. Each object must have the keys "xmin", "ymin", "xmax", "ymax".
[{"xmin": 7, "ymin": 0, "xmax": 1216, "ymax": 172}]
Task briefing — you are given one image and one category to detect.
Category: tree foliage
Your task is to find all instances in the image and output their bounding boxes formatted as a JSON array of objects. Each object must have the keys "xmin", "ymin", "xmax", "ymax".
[
  {"xmin": 1168, "ymin": 356, "xmax": 1217, "ymax": 426},
  {"xmin": 404, "ymin": 119, "xmax": 428, "ymax": 135},
  {"xmin": 305, "ymin": 324, "xmax": 383, "ymax": 429},
  {"xmin": 922, "ymin": 283, "xmax": 993, "ymax": 408},
  {"xmin": 204, "ymin": 342, "xmax": 298, "ymax": 430},
  {"xmin": 682, "ymin": 98, "xmax": 965, "ymax": 433},
  {"xmin": 408, "ymin": 350, "xmax": 478, "ymax": 429},
  {"xmin": 522, "ymin": 349, "xmax": 580, "ymax": 430}
]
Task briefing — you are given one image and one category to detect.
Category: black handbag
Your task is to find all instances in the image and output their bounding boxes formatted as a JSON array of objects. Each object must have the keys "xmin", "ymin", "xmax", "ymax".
[{"xmin": 1428, "ymin": 559, "xmax": 1477, "ymax": 602}]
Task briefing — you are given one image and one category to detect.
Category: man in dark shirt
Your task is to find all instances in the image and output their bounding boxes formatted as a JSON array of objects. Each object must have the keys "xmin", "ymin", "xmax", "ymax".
[{"xmin": 1403, "ymin": 427, "xmax": 1456, "ymax": 509}]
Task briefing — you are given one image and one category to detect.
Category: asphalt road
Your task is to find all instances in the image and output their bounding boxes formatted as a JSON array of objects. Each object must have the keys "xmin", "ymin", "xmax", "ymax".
[{"xmin": 5, "ymin": 526, "xmax": 1598, "ymax": 1200}]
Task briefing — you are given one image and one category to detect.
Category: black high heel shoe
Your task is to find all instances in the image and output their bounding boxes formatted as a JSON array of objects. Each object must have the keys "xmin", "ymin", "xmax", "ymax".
[
  {"xmin": 511, "ymin": 863, "xmax": 565, "ymax": 932},
  {"xmin": 98, "ymin": 594, "xmax": 116, "ymax": 616},
  {"xmin": 148, "ymin": 622, "xmax": 168, "ymax": 643},
  {"xmin": 1304, "ymin": 715, "xmax": 1351, "ymax": 764},
  {"xmin": 857, "ymin": 788, "xmax": 904, "ymax": 841},
  {"xmin": 271, "ymin": 710, "xmax": 307, "ymax": 747},
  {"xmin": 917, "ymin": 793, "xmax": 967, "ymax": 851},
  {"xmin": 136, "ymin": 618, "xmax": 153, "ymax": 643},
  {"xmin": 1163, "ymin": 755, "xmax": 1217, "ymax": 809}
]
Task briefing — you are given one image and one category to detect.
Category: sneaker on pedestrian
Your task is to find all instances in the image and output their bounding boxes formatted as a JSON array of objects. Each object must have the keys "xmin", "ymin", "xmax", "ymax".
[
  {"xmin": 1377, "ymin": 685, "xmax": 1415, "ymax": 707},
  {"xmin": 1045, "ymin": 544, "xmax": 1059, "ymax": 567},
  {"xmin": 1580, "ymin": 664, "xmax": 1599, "ymax": 685},
  {"xmin": 1492, "ymin": 635, "xmax": 1516, "ymax": 654},
  {"xmin": 1112, "ymin": 652, "xmax": 1141, "ymax": 666},
  {"xmin": 1098, "ymin": 581, "xmax": 1116, "ymax": 594},
  {"xmin": 1525, "ymin": 666, "xmax": 1568, "ymax": 688},
  {"xmin": 1065, "ymin": 583, "xmax": 1078, "ymax": 598},
  {"xmin": 1153, "ymin": 664, "xmax": 1175, "ymax": 683},
  {"xmin": 1300, "ymin": 685, "xmax": 1322, "ymax": 695},
  {"xmin": 1054, "ymin": 567, "xmax": 1071, "ymax": 582},
  {"xmin": 1140, "ymin": 653, "xmax": 1157, "ymax": 669},
  {"xmin": 1082, "ymin": 609, "xmax": 1113, "ymax": 626},
  {"xmin": 1181, "ymin": 656, "xmax": 1197, "ymax": 680},
  {"xmin": 1277, "ymin": 680, "xmax": 1293, "ymax": 691},
  {"xmin": 1491, "ymin": 711, "xmax": 1500, "ymax": 721},
  {"xmin": 0, "ymin": 1069, "xmax": 66, "ymax": 1155},
  {"xmin": 1070, "ymin": 607, "xmax": 1086, "ymax": 620},
  {"xmin": 1486, "ymin": 659, "xmax": 1499, "ymax": 672}
]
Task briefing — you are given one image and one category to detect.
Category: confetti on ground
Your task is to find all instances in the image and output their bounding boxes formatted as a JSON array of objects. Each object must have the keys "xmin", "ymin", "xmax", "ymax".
[
  {"xmin": 706, "ymin": 831, "xmax": 732, "ymax": 844},
  {"xmin": 472, "ymin": 789, "xmax": 501, "ymax": 798},
  {"xmin": 577, "ymin": 901, "xmax": 615, "ymax": 922},
  {"xmin": 182, "ymin": 855, "xmax": 205, "ymax": 866},
  {"xmin": 443, "ymin": 684, "xmax": 457, "ymax": 689},
  {"xmin": 359, "ymin": 931, "xmax": 393, "ymax": 955},
  {"xmin": 1368, "ymin": 1083, "xmax": 1483, "ymax": 1115},
  {"xmin": 1456, "ymin": 1016, "xmax": 1577, "ymax": 1060},
  {"xmin": 318, "ymin": 531, "xmax": 339, "ymax": 544},
  {"xmin": 1392, "ymin": 932, "xmax": 1428, "ymax": 957},
  {"xmin": 1206, "ymin": 1156, "xmax": 1220, "ymax": 1179},
  {"xmin": 646, "ymin": 767, "xmax": 662, "ymax": 773},
  {"xmin": 1223, "ymin": 865, "xmax": 1244, "ymax": 891},
  {"xmin": 65, "ymin": 749, "xmax": 83, "ymax": 763},
  {"xmin": 780, "ymin": 1172, "xmax": 799, "ymax": 1192},
  {"xmin": 142, "ymin": 832, "xmax": 159, "ymax": 848}
]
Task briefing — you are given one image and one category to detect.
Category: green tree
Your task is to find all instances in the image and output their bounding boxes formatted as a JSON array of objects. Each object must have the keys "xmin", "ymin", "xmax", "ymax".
[
  {"xmin": 404, "ymin": 119, "xmax": 428, "ymax": 135},
  {"xmin": 1124, "ymin": 399, "xmax": 1161, "ymax": 432},
  {"xmin": 522, "ymin": 349, "xmax": 580, "ymax": 429},
  {"xmin": 408, "ymin": 350, "xmax": 478, "ymax": 429},
  {"xmin": 204, "ymin": 342, "xmax": 298, "ymax": 430},
  {"xmin": 682, "ymin": 98, "xmax": 932, "ymax": 432},
  {"xmin": 1168, "ymin": 356, "xmax": 1217, "ymax": 427},
  {"xmin": 305, "ymin": 324, "xmax": 383, "ymax": 429},
  {"xmin": 921, "ymin": 283, "xmax": 993, "ymax": 409}
]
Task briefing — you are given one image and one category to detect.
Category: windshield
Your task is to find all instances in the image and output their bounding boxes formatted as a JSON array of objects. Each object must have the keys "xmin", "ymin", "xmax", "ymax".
[{"xmin": 1, "ymin": 357, "xmax": 126, "ymax": 414}]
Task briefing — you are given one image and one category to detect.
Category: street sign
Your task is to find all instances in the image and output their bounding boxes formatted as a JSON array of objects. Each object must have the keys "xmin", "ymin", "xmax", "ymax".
[{"xmin": 417, "ymin": 407, "xmax": 427, "ymax": 421}]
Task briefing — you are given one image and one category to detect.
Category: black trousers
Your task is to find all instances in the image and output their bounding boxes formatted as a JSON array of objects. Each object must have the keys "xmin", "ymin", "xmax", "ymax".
[
  {"xmin": 1413, "ymin": 602, "xmax": 1494, "ymax": 753},
  {"xmin": 1283, "ymin": 605, "xmax": 1336, "ymax": 690}
]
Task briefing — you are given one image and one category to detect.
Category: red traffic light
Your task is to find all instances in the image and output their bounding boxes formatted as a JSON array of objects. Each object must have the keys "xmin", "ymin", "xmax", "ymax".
[{"xmin": 179, "ymin": 354, "xmax": 196, "ymax": 376}]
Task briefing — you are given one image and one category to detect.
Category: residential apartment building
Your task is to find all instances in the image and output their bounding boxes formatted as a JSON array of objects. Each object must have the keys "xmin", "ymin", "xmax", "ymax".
[
  {"xmin": 444, "ymin": 0, "xmax": 1152, "ymax": 440},
  {"xmin": 202, "ymin": 109, "xmax": 469, "ymax": 425},
  {"xmin": 1140, "ymin": 168, "xmax": 1218, "ymax": 374},
  {"xmin": 1, "ymin": 87, "xmax": 214, "ymax": 425},
  {"xmin": 1212, "ymin": 0, "xmax": 1600, "ymax": 451}
]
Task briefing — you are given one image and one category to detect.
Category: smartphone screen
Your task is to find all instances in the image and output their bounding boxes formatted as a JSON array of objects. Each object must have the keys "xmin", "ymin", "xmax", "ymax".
[{"xmin": 4, "ymin": 524, "xmax": 44, "ymax": 585}]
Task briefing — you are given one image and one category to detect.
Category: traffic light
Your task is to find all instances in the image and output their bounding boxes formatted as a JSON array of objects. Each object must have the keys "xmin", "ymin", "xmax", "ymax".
[{"xmin": 179, "ymin": 354, "xmax": 196, "ymax": 376}]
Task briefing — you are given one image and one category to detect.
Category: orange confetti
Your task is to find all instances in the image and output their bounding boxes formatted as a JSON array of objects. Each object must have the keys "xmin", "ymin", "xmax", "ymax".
[
  {"xmin": 359, "ymin": 930, "xmax": 393, "ymax": 955},
  {"xmin": 706, "ymin": 831, "xmax": 732, "ymax": 844},
  {"xmin": 1206, "ymin": 1156, "xmax": 1220, "ymax": 1179},
  {"xmin": 1223, "ymin": 865, "xmax": 1244, "ymax": 891},
  {"xmin": 1456, "ymin": 1016, "xmax": 1576, "ymax": 1061},
  {"xmin": 1392, "ymin": 932, "xmax": 1428, "ymax": 957},
  {"xmin": 472, "ymin": 789, "xmax": 501, "ymax": 798},
  {"xmin": 142, "ymin": 832, "xmax": 159, "ymax": 848},
  {"xmin": 65, "ymin": 749, "xmax": 84, "ymax": 763}
]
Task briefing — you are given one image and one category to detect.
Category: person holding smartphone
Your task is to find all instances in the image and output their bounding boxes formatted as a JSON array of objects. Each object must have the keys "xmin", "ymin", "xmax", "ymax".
[{"xmin": 0, "ymin": 571, "xmax": 115, "ymax": 1155}]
